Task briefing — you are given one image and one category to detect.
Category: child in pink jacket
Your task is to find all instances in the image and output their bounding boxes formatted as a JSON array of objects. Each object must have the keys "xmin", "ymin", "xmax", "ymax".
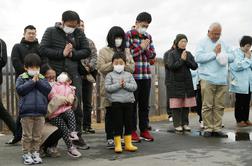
[{"xmin": 48, "ymin": 72, "xmax": 81, "ymax": 158}]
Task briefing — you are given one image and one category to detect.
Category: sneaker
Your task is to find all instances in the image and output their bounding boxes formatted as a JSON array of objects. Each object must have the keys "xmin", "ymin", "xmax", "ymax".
[
  {"xmin": 83, "ymin": 127, "xmax": 95, "ymax": 134},
  {"xmin": 31, "ymin": 151, "xmax": 42, "ymax": 164},
  {"xmin": 106, "ymin": 139, "xmax": 114, "ymax": 149},
  {"xmin": 245, "ymin": 121, "xmax": 252, "ymax": 126},
  {"xmin": 237, "ymin": 121, "xmax": 248, "ymax": 127},
  {"xmin": 148, "ymin": 125, "xmax": 152, "ymax": 131},
  {"xmin": 6, "ymin": 136, "xmax": 21, "ymax": 145},
  {"xmin": 131, "ymin": 131, "xmax": 141, "ymax": 143},
  {"xmin": 47, "ymin": 147, "xmax": 61, "ymax": 158},
  {"xmin": 67, "ymin": 146, "xmax": 82, "ymax": 158},
  {"xmin": 22, "ymin": 153, "xmax": 34, "ymax": 165},
  {"xmin": 212, "ymin": 131, "xmax": 228, "ymax": 138},
  {"xmin": 140, "ymin": 130, "xmax": 154, "ymax": 142},
  {"xmin": 168, "ymin": 116, "xmax": 173, "ymax": 122},
  {"xmin": 69, "ymin": 132, "xmax": 79, "ymax": 141},
  {"xmin": 183, "ymin": 125, "xmax": 191, "ymax": 131},
  {"xmin": 222, "ymin": 123, "xmax": 225, "ymax": 128},
  {"xmin": 203, "ymin": 131, "xmax": 212, "ymax": 137},
  {"xmin": 72, "ymin": 138, "xmax": 90, "ymax": 150},
  {"xmin": 175, "ymin": 126, "xmax": 183, "ymax": 132}
]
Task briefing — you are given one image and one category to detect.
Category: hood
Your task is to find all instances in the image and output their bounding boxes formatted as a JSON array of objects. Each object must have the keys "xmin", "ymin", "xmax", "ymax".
[{"xmin": 20, "ymin": 38, "xmax": 39, "ymax": 45}]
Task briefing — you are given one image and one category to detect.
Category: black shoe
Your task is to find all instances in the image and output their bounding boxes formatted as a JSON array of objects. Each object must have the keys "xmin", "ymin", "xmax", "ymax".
[
  {"xmin": 148, "ymin": 126, "xmax": 152, "ymax": 131},
  {"xmin": 212, "ymin": 131, "xmax": 228, "ymax": 138},
  {"xmin": 72, "ymin": 134, "xmax": 90, "ymax": 150},
  {"xmin": 83, "ymin": 127, "xmax": 95, "ymax": 134},
  {"xmin": 5, "ymin": 137, "xmax": 21, "ymax": 144},
  {"xmin": 203, "ymin": 131, "xmax": 212, "ymax": 137}
]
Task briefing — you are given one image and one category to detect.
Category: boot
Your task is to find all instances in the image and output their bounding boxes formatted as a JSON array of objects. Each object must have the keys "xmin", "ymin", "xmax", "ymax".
[
  {"xmin": 114, "ymin": 136, "xmax": 122, "ymax": 153},
  {"xmin": 124, "ymin": 135, "xmax": 137, "ymax": 152}
]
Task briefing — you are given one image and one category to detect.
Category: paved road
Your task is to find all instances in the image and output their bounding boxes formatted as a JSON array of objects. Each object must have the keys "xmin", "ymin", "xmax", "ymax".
[{"xmin": 0, "ymin": 110, "xmax": 252, "ymax": 166}]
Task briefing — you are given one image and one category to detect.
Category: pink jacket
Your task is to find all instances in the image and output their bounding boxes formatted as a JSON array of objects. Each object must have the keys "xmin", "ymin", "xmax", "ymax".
[{"xmin": 48, "ymin": 82, "xmax": 76, "ymax": 119}]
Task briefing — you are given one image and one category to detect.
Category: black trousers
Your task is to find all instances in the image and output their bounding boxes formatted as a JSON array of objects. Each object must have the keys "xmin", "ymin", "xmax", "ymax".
[
  {"xmin": 14, "ymin": 115, "xmax": 22, "ymax": 140},
  {"xmin": 191, "ymin": 84, "xmax": 202, "ymax": 122},
  {"xmin": 105, "ymin": 106, "xmax": 113, "ymax": 140},
  {"xmin": 0, "ymin": 102, "xmax": 16, "ymax": 135},
  {"xmin": 132, "ymin": 79, "xmax": 151, "ymax": 132},
  {"xmin": 71, "ymin": 74, "xmax": 83, "ymax": 133},
  {"xmin": 112, "ymin": 102, "xmax": 133, "ymax": 136},
  {"xmin": 235, "ymin": 92, "xmax": 251, "ymax": 123},
  {"xmin": 82, "ymin": 78, "xmax": 93, "ymax": 129}
]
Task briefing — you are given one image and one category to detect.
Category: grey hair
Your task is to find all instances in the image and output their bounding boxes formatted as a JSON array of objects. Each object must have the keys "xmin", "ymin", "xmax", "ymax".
[{"xmin": 209, "ymin": 22, "xmax": 222, "ymax": 31}]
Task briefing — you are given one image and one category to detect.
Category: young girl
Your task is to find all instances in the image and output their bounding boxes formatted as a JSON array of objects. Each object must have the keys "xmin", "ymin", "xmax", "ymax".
[
  {"xmin": 105, "ymin": 52, "xmax": 137, "ymax": 153},
  {"xmin": 97, "ymin": 26, "xmax": 135, "ymax": 148},
  {"xmin": 166, "ymin": 34, "xmax": 198, "ymax": 132},
  {"xmin": 48, "ymin": 72, "xmax": 81, "ymax": 158},
  {"xmin": 39, "ymin": 64, "xmax": 61, "ymax": 158}
]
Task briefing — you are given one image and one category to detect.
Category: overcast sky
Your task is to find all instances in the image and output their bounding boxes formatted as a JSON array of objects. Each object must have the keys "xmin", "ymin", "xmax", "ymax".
[{"xmin": 0, "ymin": 0, "xmax": 251, "ymax": 57}]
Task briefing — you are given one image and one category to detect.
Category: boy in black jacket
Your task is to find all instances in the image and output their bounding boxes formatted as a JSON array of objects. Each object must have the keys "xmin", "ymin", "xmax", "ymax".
[{"xmin": 16, "ymin": 53, "xmax": 51, "ymax": 165}]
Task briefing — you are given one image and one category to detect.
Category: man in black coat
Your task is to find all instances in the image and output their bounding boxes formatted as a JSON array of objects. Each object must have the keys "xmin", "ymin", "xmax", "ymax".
[
  {"xmin": 11, "ymin": 25, "xmax": 40, "ymax": 79},
  {"xmin": 39, "ymin": 10, "xmax": 91, "ymax": 149},
  {"xmin": 7, "ymin": 25, "xmax": 40, "ymax": 144},
  {"xmin": 0, "ymin": 38, "xmax": 16, "ymax": 137}
]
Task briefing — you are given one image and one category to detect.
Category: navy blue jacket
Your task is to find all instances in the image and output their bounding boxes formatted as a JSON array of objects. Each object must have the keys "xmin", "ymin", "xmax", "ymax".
[{"xmin": 16, "ymin": 73, "xmax": 52, "ymax": 117}]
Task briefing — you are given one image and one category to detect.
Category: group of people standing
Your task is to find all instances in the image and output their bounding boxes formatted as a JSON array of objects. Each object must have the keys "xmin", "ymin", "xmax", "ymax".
[
  {"xmin": 0, "ymin": 10, "xmax": 157, "ymax": 165},
  {"xmin": 164, "ymin": 22, "xmax": 252, "ymax": 138},
  {"xmin": 0, "ymin": 9, "xmax": 251, "ymax": 165}
]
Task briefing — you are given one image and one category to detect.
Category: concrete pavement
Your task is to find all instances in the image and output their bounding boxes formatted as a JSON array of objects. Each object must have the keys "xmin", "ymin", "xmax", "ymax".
[{"xmin": 0, "ymin": 110, "xmax": 252, "ymax": 166}]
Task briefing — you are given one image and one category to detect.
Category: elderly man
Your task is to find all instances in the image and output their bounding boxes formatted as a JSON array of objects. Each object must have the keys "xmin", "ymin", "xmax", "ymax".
[{"xmin": 195, "ymin": 23, "xmax": 234, "ymax": 137}]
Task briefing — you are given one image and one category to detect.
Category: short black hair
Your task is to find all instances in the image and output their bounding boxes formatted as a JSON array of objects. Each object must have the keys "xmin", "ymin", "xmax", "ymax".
[
  {"xmin": 24, "ymin": 25, "xmax": 36, "ymax": 33},
  {"xmin": 24, "ymin": 53, "xmax": 41, "ymax": 68},
  {"xmin": 106, "ymin": 26, "xmax": 126, "ymax": 51},
  {"xmin": 136, "ymin": 12, "xmax": 152, "ymax": 23},
  {"xmin": 240, "ymin": 36, "xmax": 252, "ymax": 47},
  {"xmin": 40, "ymin": 64, "xmax": 54, "ymax": 76},
  {"xmin": 62, "ymin": 10, "xmax": 80, "ymax": 24},
  {"xmin": 112, "ymin": 51, "xmax": 126, "ymax": 63}
]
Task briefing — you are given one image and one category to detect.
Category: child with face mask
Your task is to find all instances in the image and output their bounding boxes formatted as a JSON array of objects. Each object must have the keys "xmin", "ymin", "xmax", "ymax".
[
  {"xmin": 47, "ymin": 72, "xmax": 81, "ymax": 158},
  {"xmin": 16, "ymin": 53, "xmax": 51, "ymax": 165},
  {"xmin": 104, "ymin": 52, "xmax": 138, "ymax": 153}
]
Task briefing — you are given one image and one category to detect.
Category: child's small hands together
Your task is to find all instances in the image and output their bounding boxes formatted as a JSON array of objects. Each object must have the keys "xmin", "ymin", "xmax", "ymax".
[
  {"xmin": 120, "ymin": 79, "xmax": 125, "ymax": 88},
  {"xmin": 32, "ymin": 74, "xmax": 39, "ymax": 82}
]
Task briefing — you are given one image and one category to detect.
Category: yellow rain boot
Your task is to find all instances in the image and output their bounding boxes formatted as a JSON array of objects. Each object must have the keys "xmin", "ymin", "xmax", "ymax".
[
  {"xmin": 114, "ymin": 136, "xmax": 122, "ymax": 153},
  {"xmin": 124, "ymin": 135, "xmax": 138, "ymax": 152}
]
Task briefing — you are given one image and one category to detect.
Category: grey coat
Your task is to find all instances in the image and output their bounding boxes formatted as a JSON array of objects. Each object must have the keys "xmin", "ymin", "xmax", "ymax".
[{"xmin": 105, "ymin": 70, "xmax": 137, "ymax": 103}]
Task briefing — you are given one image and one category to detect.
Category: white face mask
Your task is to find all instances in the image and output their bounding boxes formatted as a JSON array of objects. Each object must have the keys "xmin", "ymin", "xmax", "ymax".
[
  {"xmin": 137, "ymin": 27, "xmax": 147, "ymax": 34},
  {"xmin": 28, "ymin": 70, "xmax": 39, "ymax": 76},
  {"xmin": 57, "ymin": 73, "xmax": 69, "ymax": 83},
  {"xmin": 63, "ymin": 26, "xmax": 75, "ymax": 34},
  {"xmin": 115, "ymin": 38, "xmax": 123, "ymax": 48},
  {"xmin": 113, "ymin": 65, "xmax": 124, "ymax": 73}
]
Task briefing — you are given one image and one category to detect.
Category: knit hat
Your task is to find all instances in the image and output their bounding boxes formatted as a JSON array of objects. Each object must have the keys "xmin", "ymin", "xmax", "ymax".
[{"xmin": 174, "ymin": 34, "xmax": 188, "ymax": 47}]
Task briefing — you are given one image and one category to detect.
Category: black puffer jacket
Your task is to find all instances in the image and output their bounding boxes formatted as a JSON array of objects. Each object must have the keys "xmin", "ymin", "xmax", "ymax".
[
  {"xmin": 165, "ymin": 49, "xmax": 198, "ymax": 98},
  {"xmin": 39, "ymin": 23, "xmax": 91, "ymax": 76},
  {"xmin": 0, "ymin": 39, "xmax": 7, "ymax": 85},
  {"xmin": 11, "ymin": 38, "xmax": 40, "ymax": 78}
]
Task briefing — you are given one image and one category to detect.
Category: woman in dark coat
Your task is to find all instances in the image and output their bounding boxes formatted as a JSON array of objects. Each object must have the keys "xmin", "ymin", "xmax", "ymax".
[{"xmin": 166, "ymin": 34, "xmax": 198, "ymax": 132}]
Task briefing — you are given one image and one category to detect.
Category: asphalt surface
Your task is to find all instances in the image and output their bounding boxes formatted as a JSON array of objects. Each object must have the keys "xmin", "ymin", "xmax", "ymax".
[{"xmin": 0, "ymin": 110, "xmax": 252, "ymax": 166}]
